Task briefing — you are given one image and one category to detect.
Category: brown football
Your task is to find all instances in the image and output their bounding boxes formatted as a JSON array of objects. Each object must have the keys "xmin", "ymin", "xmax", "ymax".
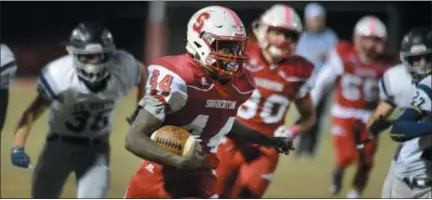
[{"xmin": 150, "ymin": 125, "xmax": 196, "ymax": 156}]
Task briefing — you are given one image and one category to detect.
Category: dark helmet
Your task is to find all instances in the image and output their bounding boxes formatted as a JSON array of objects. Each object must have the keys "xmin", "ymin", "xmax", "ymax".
[
  {"xmin": 400, "ymin": 27, "xmax": 432, "ymax": 83},
  {"xmin": 66, "ymin": 21, "xmax": 116, "ymax": 84}
]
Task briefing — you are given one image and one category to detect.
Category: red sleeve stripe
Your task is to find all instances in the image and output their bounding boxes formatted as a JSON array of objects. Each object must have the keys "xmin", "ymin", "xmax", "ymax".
[{"xmin": 150, "ymin": 93, "xmax": 171, "ymax": 113}]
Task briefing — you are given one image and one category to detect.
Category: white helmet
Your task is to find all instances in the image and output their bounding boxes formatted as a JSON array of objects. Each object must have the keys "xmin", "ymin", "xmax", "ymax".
[
  {"xmin": 186, "ymin": 6, "xmax": 248, "ymax": 77},
  {"xmin": 253, "ymin": 4, "xmax": 303, "ymax": 59},
  {"xmin": 354, "ymin": 15, "xmax": 387, "ymax": 39}
]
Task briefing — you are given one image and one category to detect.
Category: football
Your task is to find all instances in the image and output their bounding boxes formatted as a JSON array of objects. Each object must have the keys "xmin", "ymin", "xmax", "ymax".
[{"xmin": 150, "ymin": 125, "xmax": 197, "ymax": 156}]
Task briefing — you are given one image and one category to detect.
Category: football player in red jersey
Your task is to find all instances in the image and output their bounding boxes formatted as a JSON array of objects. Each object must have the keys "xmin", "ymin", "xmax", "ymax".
[
  {"xmin": 123, "ymin": 6, "xmax": 294, "ymax": 199},
  {"xmin": 216, "ymin": 5, "xmax": 316, "ymax": 198},
  {"xmin": 310, "ymin": 16, "xmax": 398, "ymax": 198}
]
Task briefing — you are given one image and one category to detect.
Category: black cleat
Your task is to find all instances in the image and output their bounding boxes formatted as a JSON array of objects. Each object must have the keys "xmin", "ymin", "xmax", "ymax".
[{"xmin": 329, "ymin": 168, "xmax": 344, "ymax": 195}]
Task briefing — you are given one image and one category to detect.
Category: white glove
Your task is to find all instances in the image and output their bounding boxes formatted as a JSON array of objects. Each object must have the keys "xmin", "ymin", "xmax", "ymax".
[{"xmin": 274, "ymin": 125, "xmax": 299, "ymax": 141}]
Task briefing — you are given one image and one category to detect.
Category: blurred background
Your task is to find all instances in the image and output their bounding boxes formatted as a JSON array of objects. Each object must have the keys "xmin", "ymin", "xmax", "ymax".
[
  {"xmin": 1, "ymin": 1, "xmax": 431, "ymax": 76},
  {"xmin": 1, "ymin": 1, "xmax": 431, "ymax": 198}
]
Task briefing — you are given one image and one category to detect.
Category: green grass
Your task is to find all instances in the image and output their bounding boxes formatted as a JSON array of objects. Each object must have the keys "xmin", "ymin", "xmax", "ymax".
[{"xmin": 1, "ymin": 82, "xmax": 398, "ymax": 198}]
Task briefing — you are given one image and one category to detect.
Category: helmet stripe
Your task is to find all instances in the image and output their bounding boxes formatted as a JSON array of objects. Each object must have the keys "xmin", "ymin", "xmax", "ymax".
[
  {"xmin": 219, "ymin": 6, "xmax": 242, "ymax": 33},
  {"xmin": 284, "ymin": 6, "xmax": 291, "ymax": 26},
  {"xmin": 369, "ymin": 17, "xmax": 377, "ymax": 36}
]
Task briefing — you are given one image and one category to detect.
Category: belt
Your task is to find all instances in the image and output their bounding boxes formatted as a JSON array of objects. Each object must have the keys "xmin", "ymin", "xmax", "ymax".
[
  {"xmin": 47, "ymin": 134, "xmax": 103, "ymax": 146},
  {"xmin": 402, "ymin": 177, "xmax": 432, "ymax": 189}
]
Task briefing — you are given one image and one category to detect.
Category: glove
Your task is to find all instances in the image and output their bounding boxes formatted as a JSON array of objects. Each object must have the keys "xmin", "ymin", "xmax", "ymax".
[
  {"xmin": 11, "ymin": 147, "xmax": 31, "ymax": 168},
  {"xmin": 369, "ymin": 116, "xmax": 392, "ymax": 136},
  {"xmin": 357, "ymin": 116, "xmax": 392, "ymax": 150},
  {"xmin": 273, "ymin": 125, "xmax": 299, "ymax": 155},
  {"xmin": 270, "ymin": 137, "xmax": 295, "ymax": 155}
]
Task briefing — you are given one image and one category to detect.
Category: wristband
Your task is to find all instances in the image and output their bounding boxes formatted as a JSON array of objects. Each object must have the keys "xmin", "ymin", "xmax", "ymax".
[
  {"xmin": 288, "ymin": 126, "xmax": 300, "ymax": 138},
  {"xmin": 12, "ymin": 147, "xmax": 25, "ymax": 152}
]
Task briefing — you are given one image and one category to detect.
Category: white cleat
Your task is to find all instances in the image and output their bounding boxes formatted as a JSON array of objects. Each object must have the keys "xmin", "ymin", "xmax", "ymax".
[
  {"xmin": 347, "ymin": 189, "xmax": 360, "ymax": 199},
  {"xmin": 328, "ymin": 184, "xmax": 339, "ymax": 195}
]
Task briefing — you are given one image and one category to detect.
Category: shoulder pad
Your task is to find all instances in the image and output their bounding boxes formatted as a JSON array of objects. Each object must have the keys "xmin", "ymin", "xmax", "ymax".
[
  {"xmin": 150, "ymin": 55, "xmax": 200, "ymax": 84},
  {"xmin": 37, "ymin": 55, "xmax": 74, "ymax": 100},
  {"xmin": 112, "ymin": 49, "xmax": 141, "ymax": 86},
  {"xmin": 151, "ymin": 56, "xmax": 183, "ymax": 75},
  {"xmin": 379, "ymin": 64, "xmax": 402, "ymax": 101},
  {"xmin": 286, "ymin": 56, "xmax": 315, "ymax": 78},
  {"xmin": 1, "ymin": 44, "xmax": 16, "ymax": 69},
  {"xmin": 413, "ymin": 75, "xmax": 432, "ymax": 112},
  {"xmin": 143, "ymin": 64, "xmax": 188, "ymax": 113},
  {"xmin": 113, "ymin": 49, "xmax": 136, "ymax": 62},
  {"xmin": 418, "ymin": 75, "xmax": 432, "ymax": 88}
]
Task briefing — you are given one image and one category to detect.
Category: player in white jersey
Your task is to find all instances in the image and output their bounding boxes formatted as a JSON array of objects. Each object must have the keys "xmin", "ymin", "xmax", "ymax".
[
  {"xmin": 10, "ymin": 22, "xmax": 147, "ymax": 198},
  {"xmin": 0, "ymin": 44, "xmax": 18, "ymax": 134},
  {"xmin": 366, "ymin": 27, "xmax": 432, "ymax": 198}
]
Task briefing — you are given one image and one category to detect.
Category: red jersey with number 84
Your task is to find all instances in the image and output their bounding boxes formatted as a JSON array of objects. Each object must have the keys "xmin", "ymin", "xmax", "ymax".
[
  {"xmin": 141, "ymin": 54, "xmax": 255, "ymax": 156},
  {"xmin": 236, "ymin": 41, "xmax": 314, "ymax": 136}
]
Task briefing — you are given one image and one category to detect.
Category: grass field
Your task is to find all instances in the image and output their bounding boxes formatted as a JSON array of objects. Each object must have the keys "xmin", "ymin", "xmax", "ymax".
[{"xmin": 0, "ymin": 81, "xmax": 398, "ymax": 198}]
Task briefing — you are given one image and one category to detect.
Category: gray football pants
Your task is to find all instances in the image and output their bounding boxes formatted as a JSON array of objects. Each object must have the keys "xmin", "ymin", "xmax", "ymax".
[
  {"xmin": 382, "ymin": 161, "xmax": 431, "ymax": 198},
  {"xmin": 32, "ymin": 134, "xmax": 110, "ymax": 198}
]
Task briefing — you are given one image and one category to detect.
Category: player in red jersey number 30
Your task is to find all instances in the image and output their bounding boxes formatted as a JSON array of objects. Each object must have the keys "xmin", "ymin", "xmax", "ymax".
[{"xmin": 216, "ymin": 5, "xmax": 316, "ymax": 198}]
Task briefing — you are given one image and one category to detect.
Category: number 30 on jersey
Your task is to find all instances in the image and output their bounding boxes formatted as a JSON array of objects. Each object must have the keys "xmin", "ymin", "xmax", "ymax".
[{"xmin": 237, "ymin": 90, "xmax": 290, "ymax": 124}]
